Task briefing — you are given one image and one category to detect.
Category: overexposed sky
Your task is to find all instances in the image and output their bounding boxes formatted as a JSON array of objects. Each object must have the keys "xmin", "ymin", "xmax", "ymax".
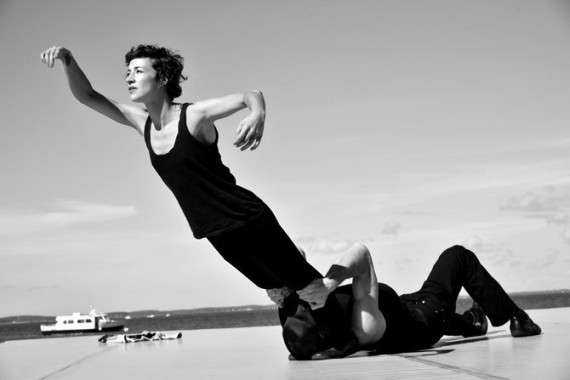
[{"xmin": 1, "ymin": 0, "xmax": 569, "ymax": 317}]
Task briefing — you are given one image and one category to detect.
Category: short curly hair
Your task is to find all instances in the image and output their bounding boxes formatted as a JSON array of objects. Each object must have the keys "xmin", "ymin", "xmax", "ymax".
[{"xmin": 125, "ymin": 44, "xmax": 187, "ymax": 100}]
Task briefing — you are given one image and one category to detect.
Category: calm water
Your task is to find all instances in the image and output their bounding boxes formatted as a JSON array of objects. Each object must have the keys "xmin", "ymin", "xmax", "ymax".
[
  {"xmin": 2, "ymin": 291, "xmax": 568, "ymax": 342},
  {"xmin": 0, "ymin": 309, "xmax": 280, "ymax": 342}
]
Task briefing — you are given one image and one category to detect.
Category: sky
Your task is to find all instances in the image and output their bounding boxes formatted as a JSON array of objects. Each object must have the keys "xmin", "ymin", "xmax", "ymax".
[{"xmin": 1, "ymin": 0, "xmax": 569, "ymax": 317}]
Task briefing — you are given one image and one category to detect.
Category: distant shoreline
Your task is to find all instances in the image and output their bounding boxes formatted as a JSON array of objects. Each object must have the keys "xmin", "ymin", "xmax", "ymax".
[
  {"xmin": 0, "ymin": 304, "xmax": 278, "ymax": 324},
  {"xmin": 1, "ymin": 290, "xmax": 569, "ymax": 342},
  {"xmin": 1, "ymin": 289, "xmax": 569, "ymax": 323}
]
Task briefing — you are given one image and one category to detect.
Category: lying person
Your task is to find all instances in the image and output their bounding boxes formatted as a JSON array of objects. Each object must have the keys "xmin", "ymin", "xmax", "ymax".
[{"xmin": 268, "ymin": 244, "xmax": 542, "ymax": 360}]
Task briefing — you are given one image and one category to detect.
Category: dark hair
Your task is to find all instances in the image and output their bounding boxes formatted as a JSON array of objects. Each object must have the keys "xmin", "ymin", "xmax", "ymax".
[
  {"xmin": 125, "ymin": 44, "xmax": 187, "ymax": 100},
  {"xmin": 281, "ymin": 300, "xmax": 337, "ymax": 359},
  {"xmin": 281, "ymin": 294, "xmax": 359, "ymax": 360},
  {"xmin": 283, "ymin": 314, "xmax": 333, "ymax": 359}
]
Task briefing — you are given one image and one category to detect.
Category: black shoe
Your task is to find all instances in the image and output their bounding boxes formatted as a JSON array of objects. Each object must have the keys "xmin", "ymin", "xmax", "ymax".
[
  {"xmin": 510, "ymin": 309, "xmax": 542, "ymax": 337},
  {"xmin": 462, "ymin": 302, "xmax": 488, "ymax": 337}
]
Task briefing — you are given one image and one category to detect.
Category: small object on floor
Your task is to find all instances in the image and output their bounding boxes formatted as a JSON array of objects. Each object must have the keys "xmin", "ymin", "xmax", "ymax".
[
  {"xmin": 98, "ymin": 331, "xmax": 182, "ymax": 343},
  {"xmin": 510, "ymin": 309, "xmax": 542, "ymax": 337}
]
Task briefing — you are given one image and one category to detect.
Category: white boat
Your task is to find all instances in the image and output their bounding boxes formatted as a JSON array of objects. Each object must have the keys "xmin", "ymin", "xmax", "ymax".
[{"xmin": 40, "ymin": 308, "xmax": 123, "ymax": 335}]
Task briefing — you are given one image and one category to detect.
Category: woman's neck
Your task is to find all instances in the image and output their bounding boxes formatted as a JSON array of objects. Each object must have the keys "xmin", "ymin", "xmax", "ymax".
[{"xmin": 146, "ymin": 99, "xmax": 180, "ymax": 130}]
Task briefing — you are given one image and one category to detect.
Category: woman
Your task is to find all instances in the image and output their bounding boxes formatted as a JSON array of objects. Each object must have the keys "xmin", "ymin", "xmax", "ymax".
[{"xmin": 40, "ymin": 44, "xmax": 333, "ymax": 303}]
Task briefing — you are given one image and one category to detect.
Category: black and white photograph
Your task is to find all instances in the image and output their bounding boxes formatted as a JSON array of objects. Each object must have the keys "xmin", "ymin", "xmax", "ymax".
[{"xmin": 0, "ymin": 1, "xmax": 569, "ymax": 378}]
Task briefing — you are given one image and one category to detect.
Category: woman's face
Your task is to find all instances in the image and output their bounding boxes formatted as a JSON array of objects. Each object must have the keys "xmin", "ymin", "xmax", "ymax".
[{"xmin": 125, "ymin": 58, "xmax": 161, "ymax": 103}]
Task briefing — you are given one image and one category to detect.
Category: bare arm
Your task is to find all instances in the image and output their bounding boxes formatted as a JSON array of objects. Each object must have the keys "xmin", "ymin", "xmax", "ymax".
[
  {"xmin": 297, "ymin": 243, "xmax": 375, "ymax": 308},
  {"xmin": 191, "ymin": 90, "xmax": 266, "ymax": 150},
  {"xmin": 40, "ymin": 46, "xmax": 147, "ymax": 134},
  {"xmin": 297, "ymin": 243, "xmax": 385, "ymax": 346}
]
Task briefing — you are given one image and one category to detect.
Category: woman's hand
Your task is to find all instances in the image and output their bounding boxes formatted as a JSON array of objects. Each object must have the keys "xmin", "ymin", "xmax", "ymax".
[
  {"xmin": 266, "ymin": 287, "xmax": 294, "ymax": 308},
  {"xmin": 40, "ymin": 46, "xmax": 72, "ymax": 68},
  {"xmin": 234, "ymin": 110, "xmax": 265, "ymax": 151},
  {"xmin": 297, "ymin": 278, "xmax": 339, "ymax": 310}
]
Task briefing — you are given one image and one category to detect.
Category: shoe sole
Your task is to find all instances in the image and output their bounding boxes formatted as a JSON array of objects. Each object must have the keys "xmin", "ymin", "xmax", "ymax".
[{"xmin": 511, "ymin": 329, "xmax": 541, "ymax": 338}]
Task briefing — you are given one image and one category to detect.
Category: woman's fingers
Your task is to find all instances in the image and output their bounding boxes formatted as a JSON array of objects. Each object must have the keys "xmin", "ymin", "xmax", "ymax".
[
  {"xmin": 234, "ymin": 114, "xmax": 264, "ymax": 151},
  {"xmin": 235, "ymin": 126, "xmax": 263, "ymax": 151},
  {"xmin": 40, "ymin": 46, "xmax": 64, "ymax": 68}
]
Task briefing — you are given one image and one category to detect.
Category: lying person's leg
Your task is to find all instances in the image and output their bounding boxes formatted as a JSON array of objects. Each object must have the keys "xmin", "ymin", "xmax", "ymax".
[
  {"xmin": 420, "ymin": 245, "xmax": 540, "ymax": 337},
  {"xmin": 443, "ymin": 302, "xmax": 488, "ymax": 337}
]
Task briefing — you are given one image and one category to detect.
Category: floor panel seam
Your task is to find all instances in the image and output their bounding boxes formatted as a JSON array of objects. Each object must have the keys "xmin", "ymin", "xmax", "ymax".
[
  {"xmin": 38, "ymin": 346, "xmax": 118, "ymax": 380},
  {"xmin": 399, "ymin": 354, "xmax": 509, "ymax": 380}
]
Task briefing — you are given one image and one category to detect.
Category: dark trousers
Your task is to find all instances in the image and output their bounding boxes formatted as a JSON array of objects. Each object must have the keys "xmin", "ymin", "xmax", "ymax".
[
  {"xmin": 208, "ymin": 206, "xmax": 322, "ymax": 290},
  {"xmin": 401, "ymin": 245, "xmax": 518, "ymax": 347},
  {"xmin": 208, "ymin": 206, "xmax": 356, "ymax": 353}
]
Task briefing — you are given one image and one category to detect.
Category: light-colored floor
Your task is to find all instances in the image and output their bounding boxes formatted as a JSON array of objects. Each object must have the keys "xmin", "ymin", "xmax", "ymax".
[{"xmin": 1, "ymin": 308, "xmax": 568, "ymax": 380}]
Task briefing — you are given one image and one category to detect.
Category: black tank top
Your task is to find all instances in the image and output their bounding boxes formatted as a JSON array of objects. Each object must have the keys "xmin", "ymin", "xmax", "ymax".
[{"xmin": 144, "ymin": 103, "xmax": 265, "ymax": 238}]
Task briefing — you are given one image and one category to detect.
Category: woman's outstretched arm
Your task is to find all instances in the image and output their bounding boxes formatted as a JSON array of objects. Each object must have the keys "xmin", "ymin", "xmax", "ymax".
[{"xmin": 40, "ymin": 46, "xmax": 146, "ymax": 133}]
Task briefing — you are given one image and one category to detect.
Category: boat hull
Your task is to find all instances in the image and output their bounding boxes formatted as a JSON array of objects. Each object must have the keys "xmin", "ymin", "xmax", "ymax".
[{"xmin": 40, "ymin": 323, "xmax": 123, "ymax": 335}]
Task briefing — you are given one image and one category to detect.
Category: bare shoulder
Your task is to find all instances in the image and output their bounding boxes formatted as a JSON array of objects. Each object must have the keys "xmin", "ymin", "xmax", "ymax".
[
  {"xmin": 185, "ymin": 101, "xmax": 206, "ymax": 118},
  {"xmin": 115, "ymin": 102, "xmax": 149, "ymax": 135},
  {"xmin": 184, "ymin": 102, "xmax": 216, "ymax": 144},
  {"xmin": 184, "ymin": 102, "xmax": 206, "ymax": 127}
]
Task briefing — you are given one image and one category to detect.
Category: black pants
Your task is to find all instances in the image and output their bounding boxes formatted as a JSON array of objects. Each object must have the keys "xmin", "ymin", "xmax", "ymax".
[
  {"xmin": 208, "ymin": 206, "xmax": 322, "ymax": 290},
  {"xmin": 401, "ymin": 245, "xmax": 518, "ymax": 347},
  {"xmin": 209, "ymin": 206, "xmax": 356, "ymax": 353}
]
